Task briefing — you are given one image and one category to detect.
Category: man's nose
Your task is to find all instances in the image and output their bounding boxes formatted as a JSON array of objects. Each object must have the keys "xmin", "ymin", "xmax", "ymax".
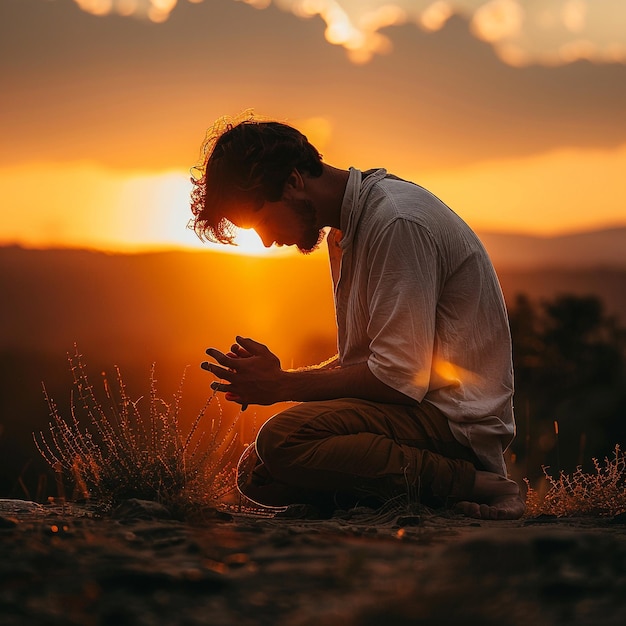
[{"xmin": 257, "ymin": 230, "xmax": 274, "ymax": 248}]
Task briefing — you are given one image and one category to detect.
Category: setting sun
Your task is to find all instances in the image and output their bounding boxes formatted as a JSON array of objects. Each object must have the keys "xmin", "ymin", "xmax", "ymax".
[
  {"xmin": 2, "ymin": 0, "xmax": 625, "ymax": 255},
  {"xmin": 232, "ymin": 227, "xmax": 272, "ymax": 256}
]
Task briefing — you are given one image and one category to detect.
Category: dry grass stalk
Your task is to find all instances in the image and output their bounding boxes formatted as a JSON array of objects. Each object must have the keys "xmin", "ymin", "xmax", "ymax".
[
  {"xmin": 525, "ymin": 444, "xmax": 626, "ymax": 517},
  {"xmin": 34, "ymin": 349, "xmax": 241, "ymax": 512}
]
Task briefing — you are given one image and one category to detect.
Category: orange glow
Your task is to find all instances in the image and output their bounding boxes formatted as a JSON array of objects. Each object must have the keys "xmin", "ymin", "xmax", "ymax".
[
  {"xmin": 412, "ymin": 368, "xmax": 431, "ymax": 390},
  {"xmin": 414, "ymin": 143, "xmax": 626, "ymax": 236},
  {"xmin": 291, "ymin": 116, "xmax": 334, "ymax": 155},
  {"xmin": 2, "ymin": 143, "xmax": 626, "ymax": 253},
  {"xmin": 413, "ymin": 358, "xmax": 482, "ymax": 390},
  {"xmin": 232, "ymin": 228, "xmax": 273, "ymax": 256},
  {"xmin": 432, "ymin": 359, "xmax": 481, "ymax": 387},
  {"xmin": 413, "ymin": 359, "xmax": 481, "ymax": 392}
]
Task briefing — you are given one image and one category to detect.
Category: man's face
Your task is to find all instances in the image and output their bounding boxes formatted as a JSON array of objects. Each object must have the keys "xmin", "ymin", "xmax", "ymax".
[{"xmin": 227, "ymin": 196, "xmax": 324, "ymax": 254}]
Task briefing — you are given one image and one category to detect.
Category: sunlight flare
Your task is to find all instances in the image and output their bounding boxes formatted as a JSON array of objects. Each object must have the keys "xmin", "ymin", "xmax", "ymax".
[
  {"xmin": 3, "ymin": 142, "xmax": 626, "ymax": 252},
  {"xmin": 232, "ymin": 228, "xmax": 273, "ymax": 256},
  {"xmin": 433, "ymin": 358, "xmax": 481, "ymax": 387}
]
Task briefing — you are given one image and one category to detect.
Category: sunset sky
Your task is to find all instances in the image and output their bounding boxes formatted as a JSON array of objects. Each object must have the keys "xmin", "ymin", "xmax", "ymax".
[{"xmin": 1, "ymin": 0, "xmax": 625, "ymax": 253}]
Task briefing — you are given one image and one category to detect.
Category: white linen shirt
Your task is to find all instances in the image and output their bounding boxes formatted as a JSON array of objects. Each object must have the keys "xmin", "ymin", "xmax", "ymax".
[{"xmin": 327, "ymin": 168, "xmax": 515, "ymax": 475}]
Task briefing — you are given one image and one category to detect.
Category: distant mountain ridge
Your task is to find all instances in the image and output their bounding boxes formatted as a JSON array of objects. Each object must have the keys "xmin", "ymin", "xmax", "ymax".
[{"xmin": 476, "ymin": 226, "xmax": 626, "ymax": 269}]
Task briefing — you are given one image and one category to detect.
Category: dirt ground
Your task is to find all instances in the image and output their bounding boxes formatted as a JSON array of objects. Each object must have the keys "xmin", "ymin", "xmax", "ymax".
[{"xmin": 1, "ymin": 498, "xmax": 626, "ymax": 626}]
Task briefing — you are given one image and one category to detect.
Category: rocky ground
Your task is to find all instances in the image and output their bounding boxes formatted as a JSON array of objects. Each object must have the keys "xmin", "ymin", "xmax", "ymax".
[{"xmin": 1, "ymin": 498, "xmax": 626, "ymax": 626}]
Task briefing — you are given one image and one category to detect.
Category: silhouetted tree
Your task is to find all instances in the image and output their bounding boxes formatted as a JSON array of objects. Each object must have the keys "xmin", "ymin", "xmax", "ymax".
[{"xmin": 509, "ymin": 294, "xmax": 626, "ymax": 481}]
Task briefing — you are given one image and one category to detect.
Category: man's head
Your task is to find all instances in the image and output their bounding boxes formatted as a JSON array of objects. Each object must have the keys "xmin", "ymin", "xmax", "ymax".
[{"xmin": 190, "ymin": 113, "xmax": 324, "ymax": 251}]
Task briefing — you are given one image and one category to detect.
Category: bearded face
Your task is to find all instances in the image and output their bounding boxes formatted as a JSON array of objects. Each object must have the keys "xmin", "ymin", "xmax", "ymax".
[{"xmin": 289, "ymin": 198, "xmax": 325, "ymax": 254}]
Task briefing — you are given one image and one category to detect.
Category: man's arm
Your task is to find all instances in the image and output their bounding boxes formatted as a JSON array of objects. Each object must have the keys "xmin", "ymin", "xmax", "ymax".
[
  {"xmin": 297, "ymin": 354, "xmax": 339, "ymax": 371},
  {"xmin": 281, "ymin": 360, "xmax": 415, "ymax": 404},
  {"xmin": 202, "ymin": 336, "xmax": 416, "ymax": 407}
]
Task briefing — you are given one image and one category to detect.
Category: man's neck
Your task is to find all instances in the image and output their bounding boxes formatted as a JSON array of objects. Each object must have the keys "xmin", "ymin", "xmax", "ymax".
[{"xmin": 307, "ymin": 164, "xmax": 350, "ymax": 230}]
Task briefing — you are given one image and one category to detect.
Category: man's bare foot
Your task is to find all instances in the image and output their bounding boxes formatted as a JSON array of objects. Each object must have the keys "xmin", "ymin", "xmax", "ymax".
[{"xmin": 455, "ymin": 470, "xmax": 526, "ymax": 520}]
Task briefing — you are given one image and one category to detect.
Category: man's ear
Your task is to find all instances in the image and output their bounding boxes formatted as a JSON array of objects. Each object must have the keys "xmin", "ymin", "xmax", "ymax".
[{"xmin": 284, "ymin": 169, "xmax": 305, "ymax": 196}]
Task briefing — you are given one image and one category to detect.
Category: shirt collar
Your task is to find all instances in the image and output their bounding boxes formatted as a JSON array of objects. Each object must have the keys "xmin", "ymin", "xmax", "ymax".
[{"xmin": 338, "ymin": 167, "xmax": 387, "ymax": 249}]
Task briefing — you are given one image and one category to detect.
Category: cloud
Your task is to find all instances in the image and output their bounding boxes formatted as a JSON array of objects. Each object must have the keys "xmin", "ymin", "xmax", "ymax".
[
  {"xmin": 466, "ymin": 0, "xmax": 626, "ymax": 66},
  {"xmin": 278, "ymin": 0, "xmax": 626, "ymax": 66},
  {"xmin": 6, "ymin": 1, "xmax": 625, "ymax": 170},
  {"xmin": 72, "ymin": 0, "xmax": 187, "ymax": 23},
  {"xmin": 68, "ymin": 0, "xmax": 626, "ymax": 66}
]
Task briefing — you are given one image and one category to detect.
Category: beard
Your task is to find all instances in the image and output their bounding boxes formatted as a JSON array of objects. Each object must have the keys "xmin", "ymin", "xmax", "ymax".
[{"xmin": 291, "ymin": 198, "xmax": 325, "ymax": 254}]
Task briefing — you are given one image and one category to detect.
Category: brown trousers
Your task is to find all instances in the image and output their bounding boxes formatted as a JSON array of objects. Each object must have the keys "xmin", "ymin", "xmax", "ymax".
[{"xmin": 237, "ymin": 398, "xmax": 483, "ymax": 510}]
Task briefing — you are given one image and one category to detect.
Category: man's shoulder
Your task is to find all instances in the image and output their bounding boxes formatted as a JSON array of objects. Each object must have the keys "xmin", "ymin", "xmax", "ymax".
[
  {"xmin": 369, "ymin": 174, "xmax": 440, "ymax": 207},
  {"xmin": 363, "ymin": 177, "xmax": 484, "ymax": 253},
  {"xmin": 365, "ymin": 176, "xmax": 453, "ymax": 227}
]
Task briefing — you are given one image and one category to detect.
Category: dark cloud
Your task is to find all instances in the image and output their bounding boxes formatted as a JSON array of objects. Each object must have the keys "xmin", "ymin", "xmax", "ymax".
[{"xmin": 346, "ymin": 17, "xmax": 626, "ymax": 168}]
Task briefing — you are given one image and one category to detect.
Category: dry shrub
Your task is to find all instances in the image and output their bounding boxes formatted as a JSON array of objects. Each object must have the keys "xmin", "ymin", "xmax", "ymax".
[
  {"xmin": 34, "ymin": 349, "xmax": 241, "ymax": 513},
  {"xmin": 525, "ymin": 444, "xmax": 626, "ymax": 517}
]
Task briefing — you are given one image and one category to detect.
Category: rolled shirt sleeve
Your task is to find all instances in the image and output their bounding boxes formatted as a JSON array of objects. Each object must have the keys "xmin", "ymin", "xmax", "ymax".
[{"xmin": 366, "ymin": 218, "xmax": 441, "ymax": 402}]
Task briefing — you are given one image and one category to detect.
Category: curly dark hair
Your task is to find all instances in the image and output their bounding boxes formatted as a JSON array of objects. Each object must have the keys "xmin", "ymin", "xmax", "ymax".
[{"xmin": 189, "ymin": 112, "xmax": 324, "ymax": 244}]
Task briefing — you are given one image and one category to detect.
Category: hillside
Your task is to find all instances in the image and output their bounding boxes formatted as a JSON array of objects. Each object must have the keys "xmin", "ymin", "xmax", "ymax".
[
  {"xmin": 477, "ymin": 226, "xmax": 626, "ymax": 270},
  {"xmin": 2, "ymin": 242, "xmax": 625, "ymax": 363}
]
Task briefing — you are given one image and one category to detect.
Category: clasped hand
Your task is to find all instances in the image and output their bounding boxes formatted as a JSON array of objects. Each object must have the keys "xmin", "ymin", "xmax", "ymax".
[{"xmin": 201, "ymin": 336, "xmax": 285, "ymax": 409}]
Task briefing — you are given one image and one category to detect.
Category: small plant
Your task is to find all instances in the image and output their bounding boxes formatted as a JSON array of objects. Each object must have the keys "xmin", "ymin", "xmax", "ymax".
[
  {"xmin": 525, "ymin": 444, "xmax": 626, "ymax": 517},
  {"xmin": 34, "ymin": 348, "xmax": 241, "ymax": 513}
]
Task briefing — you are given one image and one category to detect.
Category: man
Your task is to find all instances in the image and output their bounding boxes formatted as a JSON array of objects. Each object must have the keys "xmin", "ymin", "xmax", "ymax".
[{"xmin": 190, "ymin": 113, "xmax": 525, "ymax": 520}]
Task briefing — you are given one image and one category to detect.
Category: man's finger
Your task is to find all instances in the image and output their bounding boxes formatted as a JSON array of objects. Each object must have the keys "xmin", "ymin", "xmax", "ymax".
[
  {"xmin": 235, "ymin": 336, "xmax": 268, "ymax": 355},
  {"xmin": 205, "ymin": 347, "xmax": 238, "ymax": 369},
  {"xmin": 230, "ymin": 344, "xmax": 253, "ymax": 358},
  {"xmin": 211, "ymin": 381, "xmax": 229, "ymax": 392},
  {"xmin": 225, "ymin": 392, "xmax": 249, "ymax": 412},
  {"xmin": 201, "ymin": 361, "xmax": 236, "ymax": 381}
]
